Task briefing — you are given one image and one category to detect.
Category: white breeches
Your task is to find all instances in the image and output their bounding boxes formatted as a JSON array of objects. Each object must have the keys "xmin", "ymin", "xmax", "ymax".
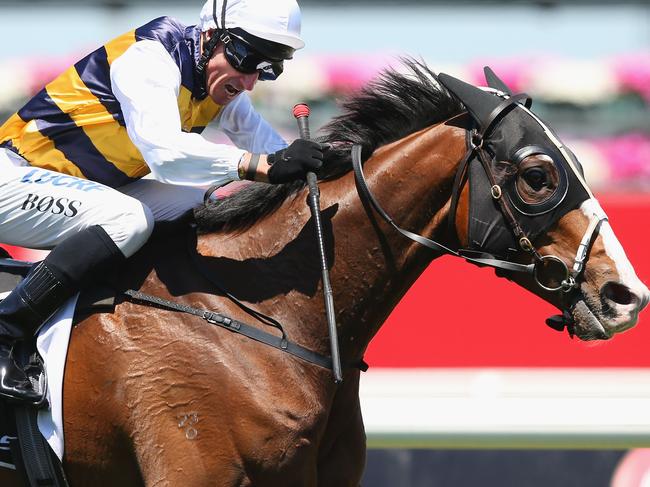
[{"xmin": 0, "ymin": 149, "xmax": 205, "ymax": 258}]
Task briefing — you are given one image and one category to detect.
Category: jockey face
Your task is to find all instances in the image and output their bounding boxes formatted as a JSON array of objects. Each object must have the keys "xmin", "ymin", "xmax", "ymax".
[{"xmin": 204, "ymin": 38, "xmax": 260, "ymax": 105}]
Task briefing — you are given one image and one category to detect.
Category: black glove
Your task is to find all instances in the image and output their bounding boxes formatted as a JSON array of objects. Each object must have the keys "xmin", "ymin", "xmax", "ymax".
[{"xmin": 267, "ymin": 139, "xmax": 325, "ymax": 184}]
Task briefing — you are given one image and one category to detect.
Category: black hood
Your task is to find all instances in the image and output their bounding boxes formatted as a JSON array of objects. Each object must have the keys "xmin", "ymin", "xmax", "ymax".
[{"xmin": 438, "ymin": 68, "xmax": 592, "ymax": 254}]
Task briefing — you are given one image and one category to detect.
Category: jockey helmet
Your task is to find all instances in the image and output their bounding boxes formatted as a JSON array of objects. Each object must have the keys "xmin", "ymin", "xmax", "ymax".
[{"xmin": 199, "ymin": 0, "xmax": 305, "ymax": 53}]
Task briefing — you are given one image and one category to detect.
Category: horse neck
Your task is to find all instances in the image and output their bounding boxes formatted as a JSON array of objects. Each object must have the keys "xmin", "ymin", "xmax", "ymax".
[
  {"xmin": 328, "ymin": 123, "xmax": 467, "ymax": 357},
  {"xmin": 196, "ymin": 122, "xmax": 467, "ymax": 362}
]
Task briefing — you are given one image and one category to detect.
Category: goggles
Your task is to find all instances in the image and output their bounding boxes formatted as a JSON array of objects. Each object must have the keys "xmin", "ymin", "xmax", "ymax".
[{"xmin": 221, "ymin": 31, "xmax": 285, "ymax": 81}]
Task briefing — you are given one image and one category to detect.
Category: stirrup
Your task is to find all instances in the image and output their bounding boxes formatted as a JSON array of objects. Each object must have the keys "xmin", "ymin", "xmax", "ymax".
[{"xmin": 0, "ymin": 347, "xmax": 48, "ymax": 407}]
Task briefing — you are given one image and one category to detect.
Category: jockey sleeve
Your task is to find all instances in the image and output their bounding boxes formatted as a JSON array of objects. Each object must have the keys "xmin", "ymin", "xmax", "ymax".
[{"xmin": 111, "ymin": 39, "xmax": 287, "ymax": 187}]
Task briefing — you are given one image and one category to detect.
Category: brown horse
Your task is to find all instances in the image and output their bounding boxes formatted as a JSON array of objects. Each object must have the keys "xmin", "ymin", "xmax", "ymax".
[{"xmin": 2, "ymin": 62, "xmax": 648, "ymax": 486}]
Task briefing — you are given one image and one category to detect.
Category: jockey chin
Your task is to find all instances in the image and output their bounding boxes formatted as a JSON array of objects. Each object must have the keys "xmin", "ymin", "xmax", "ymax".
[{"xmin": 0, "ymin": 0, "xmax": 325, "ymax": 402}]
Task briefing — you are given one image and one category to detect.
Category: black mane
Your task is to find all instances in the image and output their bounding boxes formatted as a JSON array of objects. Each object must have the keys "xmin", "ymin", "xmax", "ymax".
[{"xmin": 194, "ymin": 59, "xmax": 464, "ymax": 234}]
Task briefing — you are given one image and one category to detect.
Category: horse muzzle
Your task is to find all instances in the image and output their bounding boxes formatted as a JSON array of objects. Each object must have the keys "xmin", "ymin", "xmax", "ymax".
[{"xmin": 567, "ymin": 280, "xmax": 650, "ymax": 340}]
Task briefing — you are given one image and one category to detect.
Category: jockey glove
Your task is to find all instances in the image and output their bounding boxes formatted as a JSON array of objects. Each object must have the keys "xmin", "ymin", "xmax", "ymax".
[{"xmin": 267, "ymin": 139, "xmax": 326, "ymax": 184}]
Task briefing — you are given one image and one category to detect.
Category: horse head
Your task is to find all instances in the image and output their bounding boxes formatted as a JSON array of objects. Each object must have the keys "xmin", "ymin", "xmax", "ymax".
[{"xmin": 438, "ymin": 68, "xmax": 649, "ymax": 340}]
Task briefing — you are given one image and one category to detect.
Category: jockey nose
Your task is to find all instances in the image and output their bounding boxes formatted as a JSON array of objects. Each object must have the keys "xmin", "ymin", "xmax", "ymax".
[{"xmin": 242, "ymin": 72, "xmax": 259, "ymax": 91}]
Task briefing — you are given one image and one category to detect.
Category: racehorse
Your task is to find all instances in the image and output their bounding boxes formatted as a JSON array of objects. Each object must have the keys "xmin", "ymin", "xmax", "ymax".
[{"xmin": 1, "ymin": 61, "xmax": 648, "ymax": 486}]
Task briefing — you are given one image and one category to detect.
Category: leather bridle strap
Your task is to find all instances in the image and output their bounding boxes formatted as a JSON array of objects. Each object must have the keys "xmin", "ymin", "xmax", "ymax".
[
  {"xmin": 185, "ymin": 226, "xmax": 286, "ymax": 332},
  {"xmin": 352, "ymin": 93, "xmax": 534, "ymax": 256},
  {"xmin": 571, "ymin": 205, "xmax": 608, "ymax": 282},
  {"xmin": 352, "ymin": 143, "xmax": 532, "ymax": 270},
  {"xmin": 478, "ymin": 93, "xmax": 532, "ymax": 140},
  {"xmin": 470, "ymin": 91, "xmax": 542, "ymax": 257},
  {"xmin": 352, "ymin": 143, "xmax": 559, "ymax": 281},
  {"xmin": 449, "ymin": 94, "xmax": 536, "ymax": 257},
  {"xmin": 352, "ymin": 144, "xmax": 459, "ymax": 256},
  {"xmin": 473, "ymin": 144, "xmax": 542, "ymax": 258},
  {"xmin": 123, "ymin": 289, "xmax": 369, "ymax": 372},
  {"xmin": 446, "ymin": 130, "xmax": 474, "ymax": 245}
]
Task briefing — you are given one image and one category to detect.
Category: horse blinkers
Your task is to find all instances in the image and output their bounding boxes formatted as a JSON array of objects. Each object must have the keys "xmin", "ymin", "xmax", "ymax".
[
  {"xmin": 438, "ymin": 69, "xmax": 599, "ymax": 299},
  {"xmin": 352, "ymin": 68, "xmax": 607, "ymax": 333}
]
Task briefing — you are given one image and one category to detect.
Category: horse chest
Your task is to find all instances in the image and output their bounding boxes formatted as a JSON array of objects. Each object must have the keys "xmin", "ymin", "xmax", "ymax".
[{"xmin": 245, "ymin": 403, "xmax": 326, "ymax": 457}]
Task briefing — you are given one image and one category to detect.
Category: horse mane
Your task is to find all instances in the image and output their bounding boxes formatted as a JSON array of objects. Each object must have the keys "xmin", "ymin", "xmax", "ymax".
[{"xmin": 194, "ymin": 59, "xmax": 464, "ymax": 234}]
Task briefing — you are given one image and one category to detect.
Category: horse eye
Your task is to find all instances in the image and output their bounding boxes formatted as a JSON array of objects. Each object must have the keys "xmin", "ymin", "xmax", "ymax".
[{"xmin": 522, "ymin": 167, "xmax": 548, "ymax": 191}]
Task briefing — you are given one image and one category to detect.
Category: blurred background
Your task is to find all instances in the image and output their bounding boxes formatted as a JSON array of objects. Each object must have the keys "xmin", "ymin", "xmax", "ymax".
[{"xmin": 1, "ymin": 0, "xmax": 650, "ymax": 485}]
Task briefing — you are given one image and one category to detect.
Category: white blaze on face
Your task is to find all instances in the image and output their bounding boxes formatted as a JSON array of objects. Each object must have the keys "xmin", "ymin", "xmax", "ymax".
[{"xmin": 581, "ymin": 199, "xmax": 650, "ymax": 309}]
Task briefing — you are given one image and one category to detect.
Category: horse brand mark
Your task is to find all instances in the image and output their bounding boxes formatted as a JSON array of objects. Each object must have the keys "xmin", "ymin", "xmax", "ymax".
[
  {"xmin": 20, "ymin": 193, "xmax": 82, "ymax": 217},
  {"xmin": 177, "ymin": 412, "xmax": 199, "ymax": 440}
]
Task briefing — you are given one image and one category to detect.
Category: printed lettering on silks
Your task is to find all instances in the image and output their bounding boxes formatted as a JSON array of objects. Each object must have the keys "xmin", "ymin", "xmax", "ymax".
[
  {"xmin": 20, "ymin": 169, "xmax": 108, "ymax": 193},
  {"xmin": 21, "ymin": 193, "xmax": 82, "ymax": 218}
]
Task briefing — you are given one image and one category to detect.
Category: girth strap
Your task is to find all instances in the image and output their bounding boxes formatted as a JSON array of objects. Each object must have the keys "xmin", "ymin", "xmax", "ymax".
[
  {"xmin": 123, "ymin": 290, "xmax": 368, "ymax": 373},
  {"xmin": 14, "ymin": 404, "xmax": 69, "ymax": 487}
]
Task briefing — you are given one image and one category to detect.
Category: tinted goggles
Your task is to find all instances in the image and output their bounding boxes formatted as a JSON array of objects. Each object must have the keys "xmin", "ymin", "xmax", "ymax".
[{"xmin": 223, "ymin": 35, "xmax": 284, "ymax": 81}]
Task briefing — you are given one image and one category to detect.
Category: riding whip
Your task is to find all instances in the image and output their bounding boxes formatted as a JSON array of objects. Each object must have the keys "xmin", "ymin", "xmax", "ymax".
[{"xmin": 293, "ymin": 104, "xmax": 343, "ymax": 384}]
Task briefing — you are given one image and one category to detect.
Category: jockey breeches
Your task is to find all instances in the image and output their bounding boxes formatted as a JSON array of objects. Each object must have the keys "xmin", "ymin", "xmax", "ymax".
[{"xmin": 0, "ymin": 148, "xmax": 155, "ymax": 258}]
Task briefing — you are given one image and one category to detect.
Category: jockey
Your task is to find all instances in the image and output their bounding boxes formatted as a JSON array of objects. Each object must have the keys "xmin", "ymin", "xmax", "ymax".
[{"xmin": 0, "ymin": 0, "xmax": 325, "ymax": 402}]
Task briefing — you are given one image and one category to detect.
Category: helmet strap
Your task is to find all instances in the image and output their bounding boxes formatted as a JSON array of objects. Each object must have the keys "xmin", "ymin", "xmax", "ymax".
[
  {"xmin": 216, "ymin": 0, "xmax": 231, "ymax": 44},
  {"xmin": 195, "ymin": 0, "xmax": 229, "ymax": 99}
]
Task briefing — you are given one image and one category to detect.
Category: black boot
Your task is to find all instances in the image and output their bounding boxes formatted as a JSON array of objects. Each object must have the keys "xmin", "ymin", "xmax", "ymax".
[
  {"xmin": 0, "ymin": 262, "xmax": 70, "ymax": 403},
  {"xmin": 0, "ymin": 225, "xmax": 125, "ymax": 402},
  {"xmin": 0, "ymin": 341, "xmax": 44, "ymax": 403}
]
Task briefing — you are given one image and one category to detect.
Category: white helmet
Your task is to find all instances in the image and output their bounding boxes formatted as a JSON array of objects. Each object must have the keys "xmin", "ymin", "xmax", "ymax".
[{"xmin": 199, "ymin": 0, "xmax": 305, "ymax": 50}]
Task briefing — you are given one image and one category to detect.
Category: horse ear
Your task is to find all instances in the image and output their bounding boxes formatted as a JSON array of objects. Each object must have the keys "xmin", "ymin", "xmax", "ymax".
[
  {"xmin": 437, "ymin": 72, "xmax": 502, "ymax": 130},
  {"xmin": 484, "ymin": 66, "xmax": 512, "ymax": 95}
]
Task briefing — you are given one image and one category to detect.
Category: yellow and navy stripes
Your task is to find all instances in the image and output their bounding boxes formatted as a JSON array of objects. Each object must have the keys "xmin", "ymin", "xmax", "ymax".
[{"xmin": 0, "ymin": 17, "xmax": 223, "ymax": 188}]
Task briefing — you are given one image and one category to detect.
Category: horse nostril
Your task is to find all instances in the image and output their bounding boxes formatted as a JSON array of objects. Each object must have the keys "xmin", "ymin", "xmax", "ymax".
[{"xmin": 601, "ymin": 281, "xmax": 635, "ymax": 306}]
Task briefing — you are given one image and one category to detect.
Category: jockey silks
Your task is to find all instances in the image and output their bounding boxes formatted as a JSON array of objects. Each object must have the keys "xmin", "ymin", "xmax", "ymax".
[{"xmin": 0, "ymin": 17, "xmax": 224, "ymax": 188}]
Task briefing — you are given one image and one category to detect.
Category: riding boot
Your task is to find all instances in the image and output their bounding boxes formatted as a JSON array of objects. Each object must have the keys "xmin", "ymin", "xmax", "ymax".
[
  {"xmin": 0, "ymin": 262, "xmax": 68, "ymax": 403},
  {"xmin": 0, "ymin": 225, "xmax": 125, "ymax": 402}
]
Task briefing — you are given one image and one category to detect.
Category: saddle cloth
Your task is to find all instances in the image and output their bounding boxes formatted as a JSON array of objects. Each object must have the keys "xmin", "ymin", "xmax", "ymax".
[{"xmin": 0, "ymin": 290, "xmax": 78, "ymax": 462}]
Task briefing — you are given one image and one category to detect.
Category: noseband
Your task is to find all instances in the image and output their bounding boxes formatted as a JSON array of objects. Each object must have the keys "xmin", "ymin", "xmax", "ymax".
[{"xmin": 351, "ymin": 90, "xmax": 607, "ymax": 332}]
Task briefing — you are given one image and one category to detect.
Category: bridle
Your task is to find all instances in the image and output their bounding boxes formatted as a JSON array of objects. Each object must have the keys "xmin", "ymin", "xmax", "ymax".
[{"xmin": 350, "ymin": 84, "xmax": 608, "ymax": 331}]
